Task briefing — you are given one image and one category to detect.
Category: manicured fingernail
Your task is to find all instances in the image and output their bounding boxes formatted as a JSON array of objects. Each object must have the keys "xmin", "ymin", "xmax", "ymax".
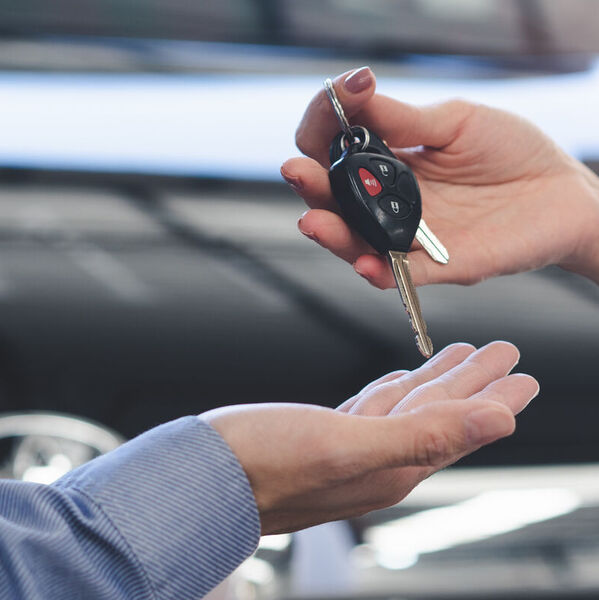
[
  {"xmin": 298, "ymin": 216, "xmax": 319, "ymax": 243},
  {"xmin": 280, "ymin": 167, "xmax": 303, "ymax": 191},
  {"xmin": 301, "ymin": 230, "xmax": 319, "ymax": 243},
  {"xmin": 344, "ymin": 66, "xmax": 373, "ymax": 94},
  {"xmin": 353, "ymin": 262, "xmax": 371, "ymax": 282},
  {"xmin": 465, "ymin": 407, "xmax": 512, "ymax": 445}
]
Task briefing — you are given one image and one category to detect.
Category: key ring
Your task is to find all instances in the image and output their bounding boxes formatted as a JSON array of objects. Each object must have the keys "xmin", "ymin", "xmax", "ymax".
[
  {"xmin": 324, "ymin": 78, "xmax": 370, "ymax": 152},
  {"xmin": 324, "ymin": 78, "xmax": 353, "ymax": 140},
  {"xmin": 339, "ymin": 125, "xmax": 370, "ymax": 154}
]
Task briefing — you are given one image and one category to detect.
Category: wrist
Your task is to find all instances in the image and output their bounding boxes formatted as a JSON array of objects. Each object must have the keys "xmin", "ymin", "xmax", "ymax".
[{"xmin": 559, "ymin": 161, "xmax": 599, "ymax": 284}]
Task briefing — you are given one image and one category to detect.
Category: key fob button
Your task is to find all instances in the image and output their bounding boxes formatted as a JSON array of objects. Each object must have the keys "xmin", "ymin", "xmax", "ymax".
[
  {"xmin": 358, "ymin": 168, "xmax": 382, "ymax": 196},
  {"xmin": 378, "ymin": 196, "xmax": 412, "ymax": 219},
  {"xmin": 371, "ymin": 159, "xmax": 395, "ymax": 183}
]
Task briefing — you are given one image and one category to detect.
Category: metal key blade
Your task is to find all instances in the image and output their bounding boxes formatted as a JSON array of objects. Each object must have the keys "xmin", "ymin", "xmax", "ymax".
[
  {"xmin": 416, "ymin": 219, "xmax": 449, "ymax": 264},
  {"xmin": 388, "ymin": 250, "xmax": 434, "ymax": 358}
]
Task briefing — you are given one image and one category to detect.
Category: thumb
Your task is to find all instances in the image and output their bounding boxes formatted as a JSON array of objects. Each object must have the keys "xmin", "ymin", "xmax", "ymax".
[
  {"xmin": 357, "ymin": 97, "xmax": 477, "ymax": 150},
  {"xmin": 357, "ymin": 398, "xmax": 515, "ymax": 470},
  {"xmin": 296, "ymin": 66, "xmax": 376, "ymax": 167}
]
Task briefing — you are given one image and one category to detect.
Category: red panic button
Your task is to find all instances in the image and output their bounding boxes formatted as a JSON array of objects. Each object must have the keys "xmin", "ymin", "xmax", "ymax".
[{"xmin": 359, "ymin": 168, "xmax": 382, "ymax": 196}]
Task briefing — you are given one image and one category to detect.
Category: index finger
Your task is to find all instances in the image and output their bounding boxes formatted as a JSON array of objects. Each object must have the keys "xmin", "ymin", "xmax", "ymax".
[
  {"xmin": 295, "ymin": 67, "xmax": 377, "ymax": 167},
  {"xmin": 296, "ymin": 69, "xmax": 477, "ymax": 168}
]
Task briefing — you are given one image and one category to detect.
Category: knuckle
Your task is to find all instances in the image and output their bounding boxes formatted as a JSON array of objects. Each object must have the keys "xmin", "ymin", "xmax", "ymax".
[
  {"xmin": 351, "ymin": 396, "xmax": 391, "ymax": 417},
  {"xmin": 445, "ymin": 98, "xmax": 478, "ymax": 118},
  {"xmin": 381, "ymin": 376, "xmax": 412, "ymax": 397},
  {"xmin": 438, "ymin": 98, "xmax": 479, "ymax": 148},
  {"xmin": 295, "ymin": 125, "xmax": 309, "ymax": 155},
  {"xmin": 446, "ymin": 342, "xmax": 476, "ymax": 355},
  {"xmin": 444, "ymin": 362, "xmax": 485, "ymax": 394},
  {"xmin": 390, "ymin": 369, "xmax": 410, "ymax": 380},
  {"xmin": 454, "ymin": 272, "xmax": 473, "ymax": 285},
  {"xmin": 413, "ymin": 429, "xmax": 452, "ymax": 466},
  {"xmin": 295, "ymin": 92, "xmax": 328, "ymax": 154},
  {"xmin": 407, "ymin": 383, "xmax": 450, "ymax": 407},
  {"xmin": 369, "ymin": 491, "xmax": 402, "ymax": 513},
  {"xmin": 454, "ymin": 269, "xmax": 482, "ymax": 286},
  {"xmin": 353, "ymin": 376, "xmax": 412, "ymax": 416},
  {"xmin": 461, "ymin": 357, "xmax": 495, "ymax": 386}
]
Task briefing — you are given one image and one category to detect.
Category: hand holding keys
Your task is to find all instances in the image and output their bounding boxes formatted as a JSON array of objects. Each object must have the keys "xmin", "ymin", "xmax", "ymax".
[{"xmin": 324, "ymin": 78, "xmax": 449, "ymax": 357}]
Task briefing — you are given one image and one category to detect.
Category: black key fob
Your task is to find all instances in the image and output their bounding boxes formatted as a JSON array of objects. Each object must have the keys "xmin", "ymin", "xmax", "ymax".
[{"xmin": 328, "ymin": 127, "xmax": 422, "ymax": 254}]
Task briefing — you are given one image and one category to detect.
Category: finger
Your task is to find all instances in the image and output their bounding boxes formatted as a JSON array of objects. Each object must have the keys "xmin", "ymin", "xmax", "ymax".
[
  {"xmin": 408, "ymin": 247, "xmax": 483, "ymax": 287},
  {"xmin": 359, "ymin": 343, "xmax": 476, "ymax": 397},
  {"xmin": 297, "ymin": 209, "xmax": 374, "ymax": 263},
  {"xmin": 337, "ymin": 370, "xmax": 410, "ymax": 414},
  {"xmin": 337, "ymin": 370, "xmax": 409, "ymax": 414},
  {"xmin": 347, "ymin": 343, "xmax": 476, "ymax": 416},
  {"xmin": 353, "ymin": 244, "xmax": 477, "ymax": 289},
  {"xmin": 356, "ymin": 397, "xmax": 515, "ymax": 470},
  {"xmin": 280, "ymin": 165, "xmax": 443, "ymax": 281},
  {"xmin": 340, "ymin": 343, "xmax": 476, "ymax": 415},
  {"xmin": 354, "ymin": 96, "xmax": 477, "ymax": 150},
  {"xmin": 296, "ymin": 67, "xmax": 376, "ymax": 166},
  {"xmin": 352, "ymin": 254, "xmax": 395, "ymax": 289},
  {"xmin": 392, "ymin": 341, "xmax": 520, "ymax": 413},
  {"xmin": 408, "ymin": 249, "xmax": 454, "ymax": 287},
  {"xmin": 408, "ymin": 375, "xmax": 538, "ymax": 480},
  {"xmin": 296, "ymin": 209, "xmax": 455, "ymax": 288},
  {"xmin": 426, "ymin": 374, "xmax": 539, "ymax": 475},
  {"xmin": 298, "ymin": 221, "xmax": 483, "ymax": 290},
  {"xmin": 281, "ymin": 157, "xmax": 340, "ymax": 213},
  {"xmin": 469, "ymin": 373, "xmax": 540, "ymax": 415}
]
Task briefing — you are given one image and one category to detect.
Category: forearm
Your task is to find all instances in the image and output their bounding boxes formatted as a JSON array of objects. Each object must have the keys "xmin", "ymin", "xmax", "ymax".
[{"xmin": 0, "ymin": 417, "xmax": 261, "ymax": 600}]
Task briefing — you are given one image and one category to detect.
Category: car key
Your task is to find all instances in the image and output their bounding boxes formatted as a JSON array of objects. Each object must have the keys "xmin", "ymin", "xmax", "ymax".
[
  {"xmin": 329, "ymin": 128, "xmax": 449, "ymax": 265},
  {"xmin": 324, "ymin": 78, "xmax": 436, "ymax": 357},
  {"xmin": 328, "ymin": 125, "xmax": 434, "ymax": 357}
]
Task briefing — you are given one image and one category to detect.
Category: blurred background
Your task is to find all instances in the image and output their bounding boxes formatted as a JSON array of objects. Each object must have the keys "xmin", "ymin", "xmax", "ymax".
[{"xmin": 0, "ymin": 1, "xmax": 598, "ymax": 598}]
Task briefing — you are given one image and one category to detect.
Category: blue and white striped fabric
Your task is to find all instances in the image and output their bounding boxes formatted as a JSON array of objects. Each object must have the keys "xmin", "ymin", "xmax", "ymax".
[{"xmin": 0, "ymin": 416, "xmax": 261, "ymax": 599}]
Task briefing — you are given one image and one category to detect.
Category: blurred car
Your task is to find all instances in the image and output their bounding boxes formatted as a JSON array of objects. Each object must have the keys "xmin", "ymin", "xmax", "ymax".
[{"xmin": 0, "ymin": 2, "xmax": 598, "ymax": 598}]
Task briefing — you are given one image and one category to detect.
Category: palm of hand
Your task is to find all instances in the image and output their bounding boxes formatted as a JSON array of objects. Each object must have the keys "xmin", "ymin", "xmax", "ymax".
[{"xmin": 204, "ymin": 342, "xmax": 537, "ymax": 535}]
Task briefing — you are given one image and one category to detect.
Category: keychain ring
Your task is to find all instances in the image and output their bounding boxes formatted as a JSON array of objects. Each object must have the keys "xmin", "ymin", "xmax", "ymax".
[
  {"xmin": 324, "ymin": 78, "xmax": 354, "ymax": 142},
  {"xmin": 339, "ymin": 126, "xmax": 370, "ymax": 153}
]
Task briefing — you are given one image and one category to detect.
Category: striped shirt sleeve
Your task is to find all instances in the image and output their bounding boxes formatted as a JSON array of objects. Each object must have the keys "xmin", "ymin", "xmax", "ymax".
[{"xmin": 0, "ymin": 416, "xmax": 261, "ymax": 599}]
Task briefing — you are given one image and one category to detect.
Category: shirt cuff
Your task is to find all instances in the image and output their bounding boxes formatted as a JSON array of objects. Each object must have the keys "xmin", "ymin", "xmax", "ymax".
[{"xmin": 55, "ymin": 416, "xmax": 261, "ymax": 600}]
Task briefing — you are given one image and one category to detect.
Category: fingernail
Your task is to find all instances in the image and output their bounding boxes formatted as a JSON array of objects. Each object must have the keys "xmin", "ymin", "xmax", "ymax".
[
  {"xmin": 353, "ymin": 262, "xmax": 371, "ymax": 282},
  {"xmin": 298, "ymin": 215, "xmax": 319, "ymax": 243},
  {"xmin": 301, "ymin": 230, "xmax": 319, "ymax": 243},
  {"xmin": 465, "ymin": 407, "xmax": 513, "ymax": 445},
  {"xmin": 344, "ymin": 66, "xmax": 373, "ymax": 94},
  {"xmin": 280, "ymin": 167, "xmax": 303, "ymax": 191}
]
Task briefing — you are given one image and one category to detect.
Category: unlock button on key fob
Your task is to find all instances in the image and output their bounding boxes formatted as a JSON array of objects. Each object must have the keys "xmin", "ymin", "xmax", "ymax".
[{"xmin": 378, "ymin": 196, "xmax": 412, "ymax": 219}]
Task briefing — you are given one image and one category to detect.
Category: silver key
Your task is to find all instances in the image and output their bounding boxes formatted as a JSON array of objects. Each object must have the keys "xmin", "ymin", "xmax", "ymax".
[
  {"xmin": 388, "ymin": 250, "xmax": 434, "ymax": 358},
  {"xmin": 416, "ymin": 219, "xmax": 449, "ymax": 264}
]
